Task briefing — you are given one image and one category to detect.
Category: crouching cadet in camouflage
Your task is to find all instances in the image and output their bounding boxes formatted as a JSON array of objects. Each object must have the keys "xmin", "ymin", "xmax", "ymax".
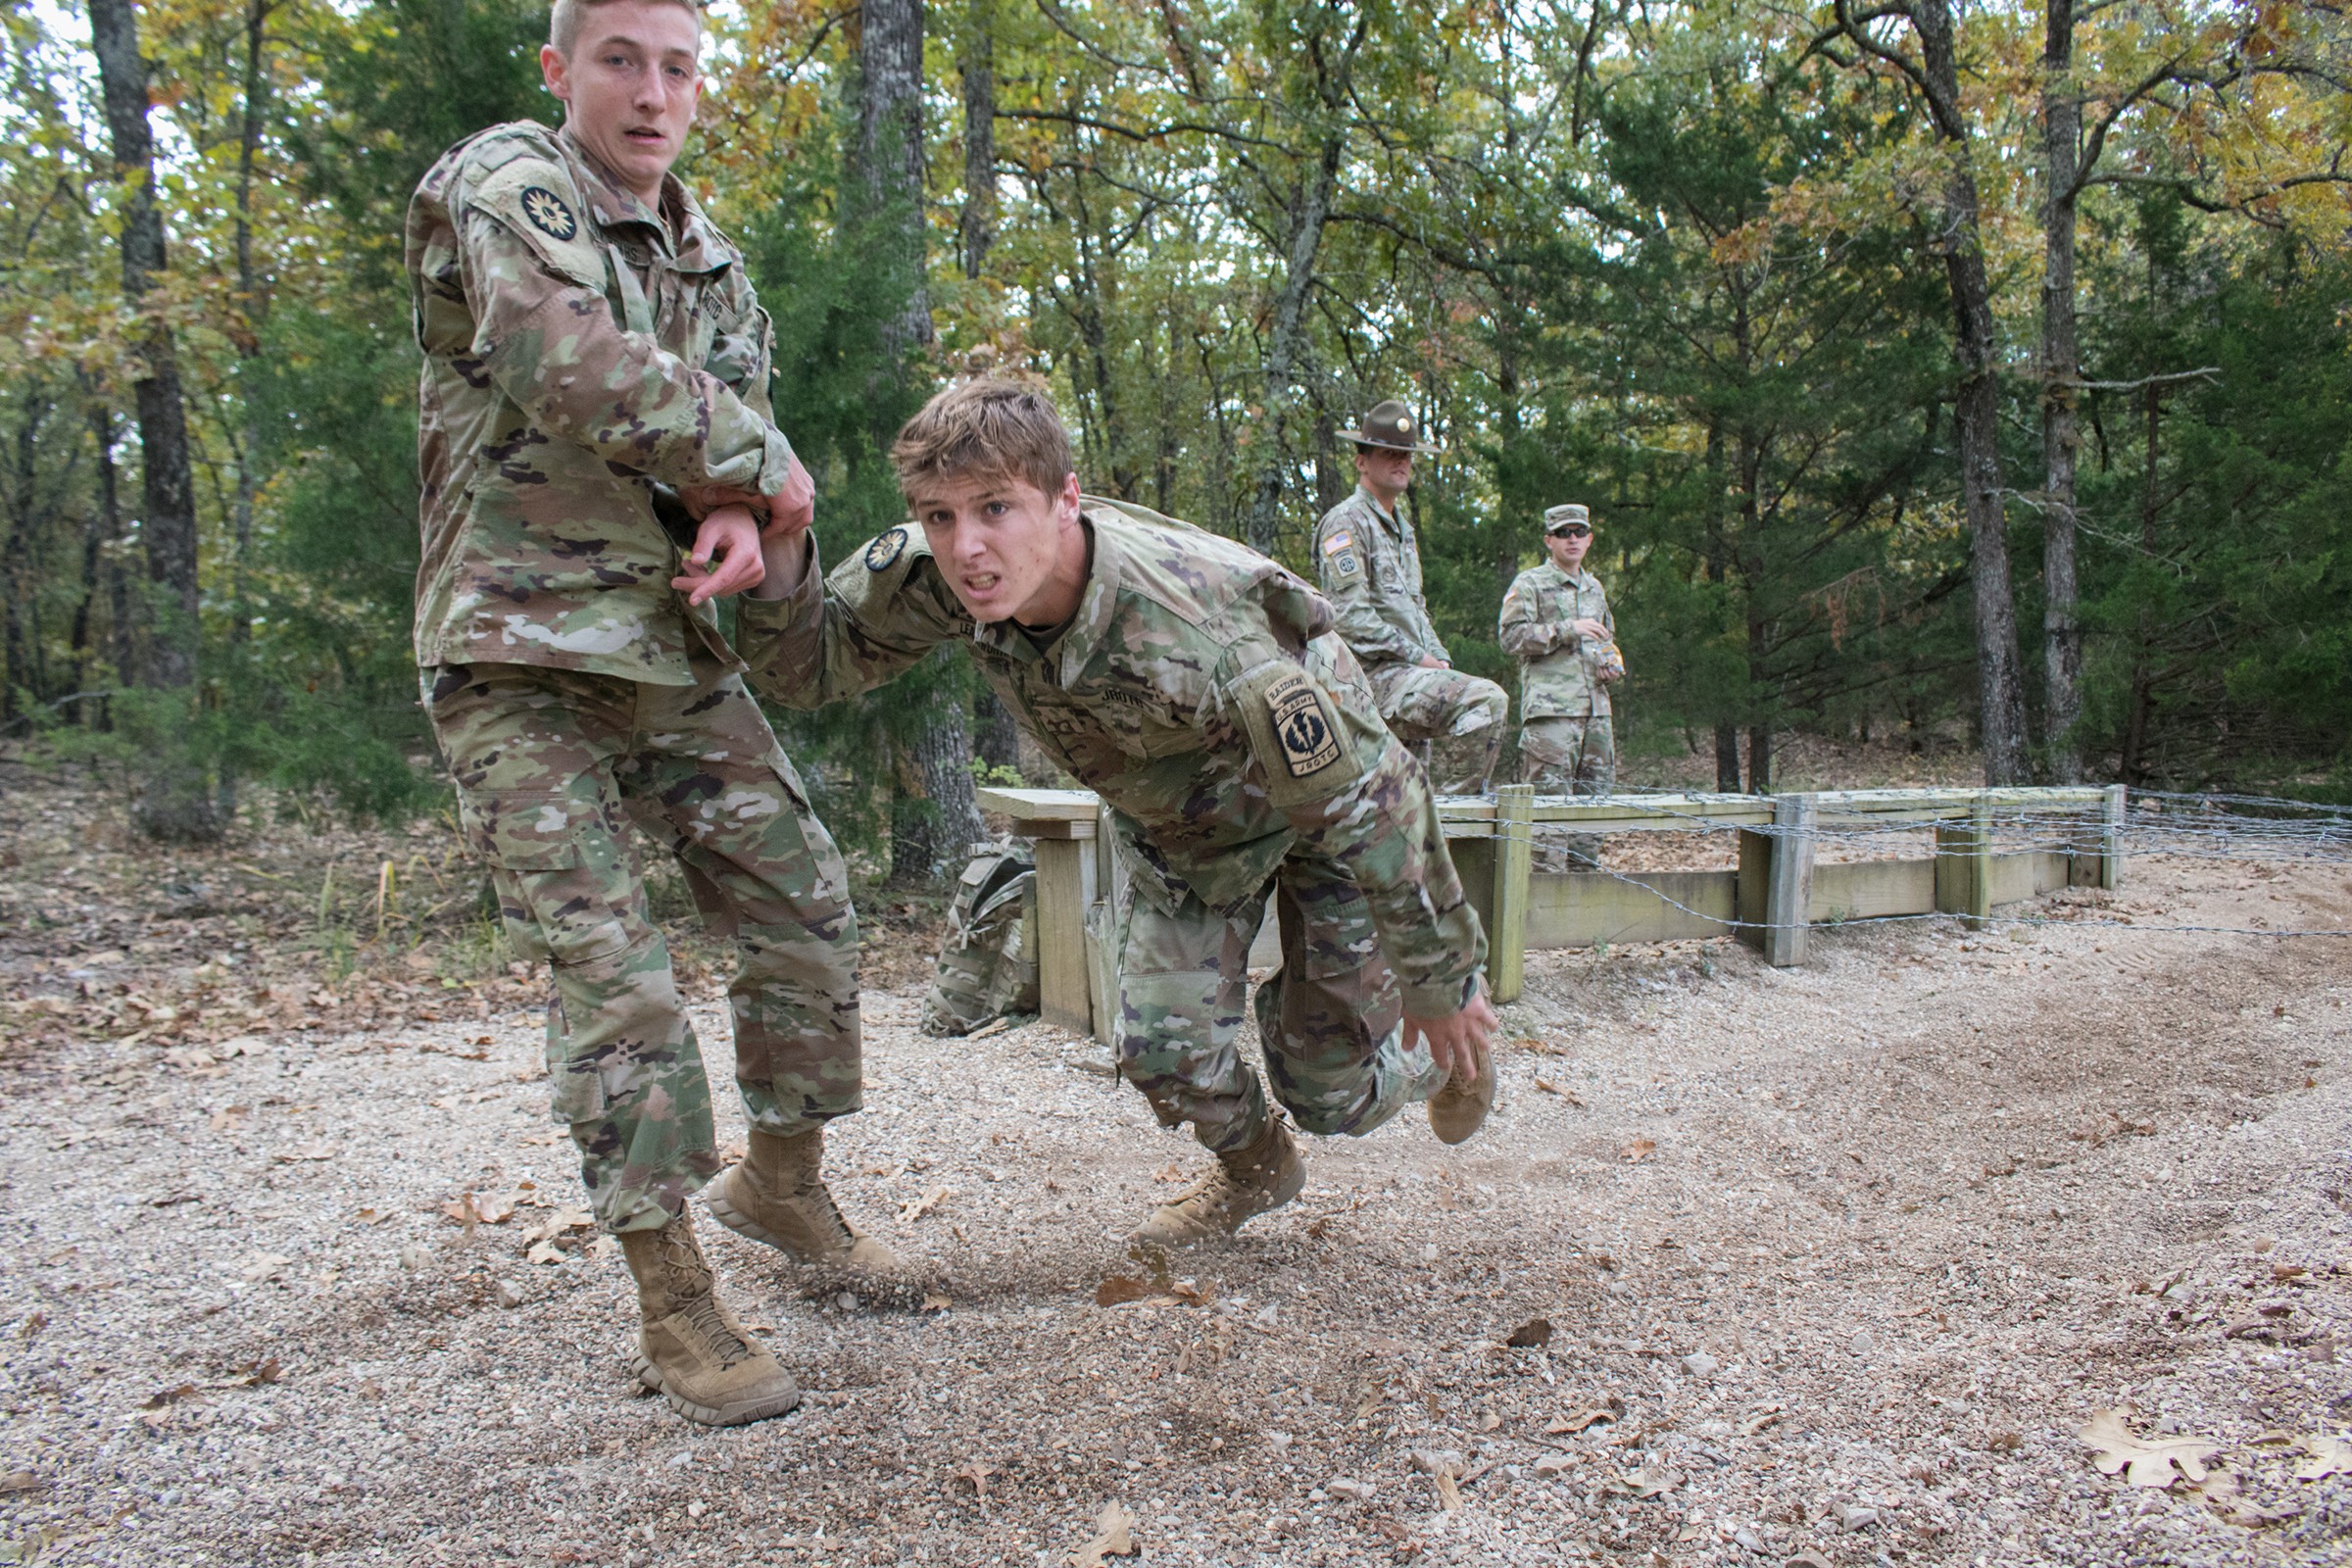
[
  {"xmin": 407, "ymin": 0, "xmax": 896, "ymax": 1426},
  {"xmin": 1312, "ymin": 401, "xmax": 1507, "ymax": 795},
  {"xmin": 737, "ymin": 379, "xmax": 1501, "ymax": 1247}
]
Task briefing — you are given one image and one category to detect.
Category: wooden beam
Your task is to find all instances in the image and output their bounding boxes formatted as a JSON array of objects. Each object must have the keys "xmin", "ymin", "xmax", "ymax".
[
  {"xmin": 1033, "ymin": 836, "xmax": 1098, "ymax": 1034},
  {"xmin": 1524, "ymin": 869, "xmax": 1736, "ymax": 947},
  {"xmin": 1934, "ymin": 794, "xmax": 1993, "ymax": 930},
  {"xmin": 1487, "ymin": 784, "xmax": 1534, "ymax": 1004}
]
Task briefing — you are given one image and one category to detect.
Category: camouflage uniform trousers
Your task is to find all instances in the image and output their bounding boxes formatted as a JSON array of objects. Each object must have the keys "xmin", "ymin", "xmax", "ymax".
[
  {"xmin": 1366, "ymin": 662, "xmax": 1508, "ymax": 796},
  {"xmin": 1521, "ymin": 714, "xmax": 1617, "ymax": 870},
  {"xmin": 1111, "ymin": 846, "xmax": 1447, "ymax": 1154},
  {"xmin": 419, "ymin": 657, "xmax": 860, "ymax": 1235}
]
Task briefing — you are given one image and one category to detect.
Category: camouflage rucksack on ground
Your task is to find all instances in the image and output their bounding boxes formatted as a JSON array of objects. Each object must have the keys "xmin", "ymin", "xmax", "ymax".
[{"xmin": 921, "ymin": 840, "xmax": 1040, "ymax": 1037}]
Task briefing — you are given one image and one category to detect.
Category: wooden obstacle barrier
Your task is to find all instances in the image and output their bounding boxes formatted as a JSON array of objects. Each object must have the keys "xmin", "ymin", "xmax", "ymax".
[{"xmin": 977, "ymin": 783, "xmax": 2128, "ymax": 1039}]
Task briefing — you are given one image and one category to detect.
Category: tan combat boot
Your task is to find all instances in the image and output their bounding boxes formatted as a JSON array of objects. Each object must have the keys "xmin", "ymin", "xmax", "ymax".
[
  {"xmin": 618, "ymin": 1208, "xmax": 802, "ymax": 1426},
  {"xmin": 1427, "ymin": 1039, "xmax": 1496, "ymax": 1146},
  {"xmin": 1133, "ymin": 1114, "xmax": 1306, "ymax": 1248},
  {"xmin": 706, "ymin": 1127, "xmax": 904, "ymax": 1275}
]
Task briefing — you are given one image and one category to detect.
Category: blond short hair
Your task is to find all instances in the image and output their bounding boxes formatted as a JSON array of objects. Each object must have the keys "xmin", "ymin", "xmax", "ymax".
[
  {"xmin": 891, "ymin": 377, "xmax": 1075, "ymax": 505},
  {"xmin": 549, "ymin": 0, "xmax": 703, "ymax": 58}
]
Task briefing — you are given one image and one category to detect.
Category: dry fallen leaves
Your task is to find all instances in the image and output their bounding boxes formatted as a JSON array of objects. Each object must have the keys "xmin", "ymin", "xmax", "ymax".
[
  {"xmin": 899, "ymin": 1186, "xmax": 950, "ymax": 1225},
  {"xmin": 1533, "ymin": 1078, "xmax": 1585, "ymax": 1105},
  {"xmin": 2295, "ymin": 1433, "xmax": 2352, "ymax": 1481},
  {"xmin": 1548, "ymin": 1395, "xmax": 1625, "ymax": 1435},
  {"xmin": 1620, "ymin": 1138, "xmax": 1656, "ymax": 1162},
  {"xmin": 1066, "ymin": 1501, "xmax": 1139, "ymax": 1567},
  {"xmin": 1095, "ymin": 1274, "xmax": 1215, "ymax": 1309},
  {"xmin": 1504, "ymin": 1316, "xmax": 1553, "ymax": 1348},
  {"xmin": 2080, "ymin": 1410, "xmax": 2219, "ymax": 1488}
]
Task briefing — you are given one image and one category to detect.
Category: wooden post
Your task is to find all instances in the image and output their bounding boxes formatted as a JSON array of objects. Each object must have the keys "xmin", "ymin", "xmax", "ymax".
[
  {"xmin": 1027, "ymin": 815, "xmax": 1099, "ymax": 1034},
  {"xmin": 1487, "ymin": 784, "xmax": 1535, "ymax": 1004},
  {"xmin": 1086, "ymin": 801, "xmax": 1125, "ymax": 1046},
  {"xmin": 1935, "ymin": 793, "xmax": 1993, "ymax": 929},
  {"xmin": 1763, "ymin": 793, "xmax": 1817, "ymax": 966},
  {"xmin": 2071, "ymin": 783, "xmax": 2127, "ymax": 891}
]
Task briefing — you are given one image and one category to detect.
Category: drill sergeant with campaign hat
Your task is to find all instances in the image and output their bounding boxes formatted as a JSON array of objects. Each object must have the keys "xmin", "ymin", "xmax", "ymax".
[
  {"xmin": 1497, "ymin": 503, "xmax": 1623, "ymax": 866},
  {"xmin": 1310, "ymin": 400, "xmax": 1508, "ymax": 795},
  {"xmin": 737, "ymin": 379, "xmax": 1501, "ymax": 1247},
  {"xmin": 406, "ymin": 0, "xmax": 902, "ymax": 1427}
]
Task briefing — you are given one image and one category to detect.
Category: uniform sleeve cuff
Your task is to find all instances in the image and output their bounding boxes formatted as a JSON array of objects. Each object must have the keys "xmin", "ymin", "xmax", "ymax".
[
  {"xmin": 1401, "ymin": 972, "xmax": 1478, "ymax": 1019},
  {"xmin": 737, "ymin": 535, "xmax": 822, "ymax": 632},
  {"xmin": 755, "ymin": 426, "xmax": 798, "ymax": 495}
]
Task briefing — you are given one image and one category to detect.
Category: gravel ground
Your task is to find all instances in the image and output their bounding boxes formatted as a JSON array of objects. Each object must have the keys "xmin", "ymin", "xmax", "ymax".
[{"xmin": 2, "ymin": 769, "xmax": 2348, "ymax": 1567}]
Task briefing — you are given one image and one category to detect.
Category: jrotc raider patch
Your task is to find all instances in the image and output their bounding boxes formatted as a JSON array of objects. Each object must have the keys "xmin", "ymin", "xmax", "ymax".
[
  {"xmin": 519, "ymin": 186, "xmax": 579, "ymax": 241},
  {"xmin": 1264, "ymin": 673, "xmax": 1341, "ymax": 778},
  {"xmin": 865, "ymin": 526, "xmax": 908, "ymax": 570}
]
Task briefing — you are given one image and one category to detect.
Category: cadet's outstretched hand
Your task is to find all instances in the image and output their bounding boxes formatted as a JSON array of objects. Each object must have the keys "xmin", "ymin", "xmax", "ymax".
[
  {"xmin": 673, "ymin": 505, "xmax": 765, "ymax": 605},
  {"xmin": 1405, "ymin": 990, "xmax": 1498, "ymax": 1081}
]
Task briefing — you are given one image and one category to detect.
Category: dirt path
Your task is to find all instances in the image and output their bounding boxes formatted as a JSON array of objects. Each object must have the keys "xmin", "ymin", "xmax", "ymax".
[{"xmin": 1, "ymin": 773, "xmax": 2348, "ymax": 1566}]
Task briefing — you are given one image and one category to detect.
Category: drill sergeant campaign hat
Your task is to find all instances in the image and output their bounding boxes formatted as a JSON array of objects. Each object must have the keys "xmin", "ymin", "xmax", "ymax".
[
  {"xmin": 1337, "ymin": 398, "xmax": 1441, "ymax": 456},
  {"xmin": 1544, "ymin": 504, "xmax": 1592, "ymax": 535}
]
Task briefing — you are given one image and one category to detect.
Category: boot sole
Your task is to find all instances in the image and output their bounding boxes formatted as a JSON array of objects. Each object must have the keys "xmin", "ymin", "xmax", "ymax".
[
  {"xmin": 705, "ymin": 1173, "xmax": 809, "ymax": 1260},
  {"xmin": 1131, "ymin": 1159, "xmax": 1308, "ymax": 1249},
  {"xmin": 630, "ymin": 1350, "xmax": 803, "ymax": 1427},
  {"xmin": 706, "ymin": 1173, "xmax": 903, "ymax": 1276}
]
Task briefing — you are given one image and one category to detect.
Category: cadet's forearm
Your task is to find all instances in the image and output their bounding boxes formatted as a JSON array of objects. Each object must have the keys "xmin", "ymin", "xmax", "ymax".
[
  {"xmin": 474, "ymin": 268, "xmax": 792, "ymax": 497},
  {"xmin": 736, "ymin": 560, "xmax": 961, "ymax": 710}
]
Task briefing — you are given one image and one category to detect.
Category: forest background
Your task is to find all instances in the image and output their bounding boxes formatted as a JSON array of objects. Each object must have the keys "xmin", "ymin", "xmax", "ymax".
[{"xmin": 2, "ymin": 0, "xmax": 2348, "ymax": 886}]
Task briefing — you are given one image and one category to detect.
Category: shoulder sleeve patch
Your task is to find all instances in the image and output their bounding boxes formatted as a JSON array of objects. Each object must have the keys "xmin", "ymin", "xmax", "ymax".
[
  {"xmin": 1320, "ymin": 529, "xmax": 1353, "ymax": 556},
  {"xmin": 1230, "ymin": 658, "xmax": 1370, "ymax": 808},
  {"xmin": 465, "ymin": 159, "xmax": 605, "ymax": 289},
  {"xmin": 864, "ymin": 526, "xmax": 908, "ymax": 571}
]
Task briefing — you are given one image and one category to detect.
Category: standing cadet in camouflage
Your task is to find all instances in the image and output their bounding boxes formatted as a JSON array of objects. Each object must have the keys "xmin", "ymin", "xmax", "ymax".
[
  {"xmin": 408, "ymin": 0, "xmax": 896, "ymax": 1427},
  {"xmin": 1311, "ymin": 400, "xmax": 1507, "ymax": 795},
  {"xmin": 738, "ymin": 379, "xmax": 1501, "ymax": 1247},
  {"xmin": 1497, "ymin": 503, "xmax": 1622, "ymax": 867}
]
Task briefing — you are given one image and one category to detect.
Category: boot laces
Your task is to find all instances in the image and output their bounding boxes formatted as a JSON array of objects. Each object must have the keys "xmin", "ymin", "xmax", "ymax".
[
  {"xmin": 797, "ymin": 1179, "xmax": 857, "ymax": 1250},
  {"xmin": 677, "ymin": 1292, "xmax": 755, "ymax": 1369}
]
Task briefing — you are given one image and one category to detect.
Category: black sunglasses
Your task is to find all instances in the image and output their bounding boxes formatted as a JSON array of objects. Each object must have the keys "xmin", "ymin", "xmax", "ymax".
[{"xmin": 1546, "ymin": 523, "xmax": 1592, "ymax": 538}]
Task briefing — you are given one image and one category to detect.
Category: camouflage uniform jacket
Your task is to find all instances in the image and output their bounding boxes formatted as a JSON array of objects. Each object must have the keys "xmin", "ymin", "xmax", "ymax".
[
  {"xmin": 1311, "ymin": 487, "xmax": 1448, "ymax": 669},
  {"xmin": 1498, "ymin": 562, "xmax": 1615, "ymax": 719},
  {"xmin": 406, "ymin": 120, "xmax": 798, "ymax": 684},
  {"xmin": 738, "ymin": 500, "xmax": 1486, "ymax": 1017}
]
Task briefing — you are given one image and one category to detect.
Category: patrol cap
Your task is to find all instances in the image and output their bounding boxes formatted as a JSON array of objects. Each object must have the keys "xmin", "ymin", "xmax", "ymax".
[
  {"xmin": 1544, "ymin": 504, "xmax": 1592, "ymax": 535},
  {"xmin": 1338, "ymin": 399, "xmax": 1440, "ymax": 456}
]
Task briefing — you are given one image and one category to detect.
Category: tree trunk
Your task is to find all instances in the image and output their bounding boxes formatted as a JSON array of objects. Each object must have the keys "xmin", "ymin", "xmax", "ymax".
[
  {"xmin": 855, "ymin": 0, "xmax": 980, "ymax": 880},
  {"xmin": 1241, "ymin": 129, "xmax": 1346, "ymax": 556},
  {"xmin": 88, "ymin": 0, "xmax": 214, "ymax": 838},
  {"xmin": 891, "ymin": 652, "xmax": 985, "ymax": 881},
  {"xmin": 220, "ymin": 0, "xmax": 273, "ymax": 820},
  {"xmin": 89, "ymin": 398, "xmax": 133, "ymax": 728},
  {"xmin": 858, "ymin": 0, "xmax": 932, "ymax": 363},
  {"xmin": 2120, "ymin": 383, "xmax": 2161, "ymax": 785},
  {"xmin": 1916, "ymin": 0, "xmax": 2031, "ymax": 786},
  {"xmin": 2038, "ymin": 0, "xmax": 2083, "ymax": 782},
  {"xmin": 1702, "ymin": 419, "xmax": 1741, "ymax": 793},
  {"xmin": 957, "ymin": 0, "xmax": 995, "ymax": 282}
]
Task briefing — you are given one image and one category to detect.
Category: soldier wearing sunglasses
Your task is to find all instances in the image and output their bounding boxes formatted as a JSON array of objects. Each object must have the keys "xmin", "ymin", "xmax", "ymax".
[{"xmin": 1497, "ymin": 504, "xmax": 1622, "ymax": 865}]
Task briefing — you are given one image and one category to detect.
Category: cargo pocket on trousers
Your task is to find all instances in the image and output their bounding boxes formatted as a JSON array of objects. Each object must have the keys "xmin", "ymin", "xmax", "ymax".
[
  {"xmin": 763, "ymin": 753, "xmax": 852, "ymax": 914},
  {"xmin": 1291, "ymin": 884, "xmax": 1383, "ymax": 981},
  {"xmin": 459, "ymin": 791, "xmax": 633, "ymax": 969}
]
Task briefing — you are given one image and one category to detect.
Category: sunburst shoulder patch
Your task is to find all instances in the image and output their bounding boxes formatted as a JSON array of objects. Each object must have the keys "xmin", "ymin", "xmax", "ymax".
[
  {"xmin": 520, "ymin": 185, "xmax": 578, "ymax": 242},
  {"xmin": 865, "ymin": 526, "xmax": 908, "ymax": 571}
]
